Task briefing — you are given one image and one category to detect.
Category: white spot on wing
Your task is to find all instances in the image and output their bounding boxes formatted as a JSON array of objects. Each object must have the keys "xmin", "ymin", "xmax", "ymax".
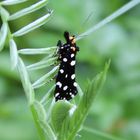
[
  {"xmin": 71, "ymin": 74, "xmax": 75, "ymax": 79},
  {"xmin": 73, "ymin": 82, "xmax": 77, "ymax": 87},
  {"xmin": 56, "ymin": 81, "xmax": 62, "ymax": 88},
  {"xmin": 60, "ymin": 69, "xmax": 64, "ymax": 73},
  {"xmin": 71, "ymin": 54, "xmax": 74, "ymax": 58},
  {"xmin": 71, "ymin": 94, "xmax": 75, "ymax": 98},
  {"xmin": 65, "ymin": 74, "xmax": 68, "ymax": 78},
  {"xmin": 70, "ymin": 60, "xmax": 76, "ymax": 66},
  {"xmin": 63, "ymin": 86, "xmax": 68, "ymax": 91},
  {"xmin": 55, "ymin": 93, "xmax": 59, "ymax": 97},
  {"xmin": 63, "ymin": 58, "xmax": 67, "ymax": 62}
]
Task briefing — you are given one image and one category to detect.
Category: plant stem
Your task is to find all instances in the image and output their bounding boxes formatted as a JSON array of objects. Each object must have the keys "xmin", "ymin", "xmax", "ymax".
[
  {"xmin": 83, "ymin": 126, "xmax": 125, "ymax": 140},
  {"xmin": 76, "ymin": 0, "xmax": 140, "ymax": 41},
  {"xmin": 30, "ymin": 105, "xmax": 46, "ymax": 140}
]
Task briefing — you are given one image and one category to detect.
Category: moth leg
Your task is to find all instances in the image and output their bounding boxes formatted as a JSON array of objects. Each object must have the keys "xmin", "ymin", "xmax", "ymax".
[
  {"xmin": 52, "ymin": 40, "xmax": 63, "ymax": 57},
  {"xmin": 50, "ymin": 61, "xmax": 59, "ymax": 67},
  {"xmin": 52, "ymin": 74, "xmax": 57, "ymax": 80},
  {"xmin": 45, "ymin": 74, "xmax": 57, "ymax": 85},
  {"xmin": 76, "ymin": 46, "xmax": 80, "ymax": 51}
]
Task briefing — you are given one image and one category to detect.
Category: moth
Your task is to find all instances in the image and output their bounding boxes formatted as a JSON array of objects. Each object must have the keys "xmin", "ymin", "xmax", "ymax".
[{"xmin": 54, "ymin": 31, "xmax": 79, "ymax": 101}]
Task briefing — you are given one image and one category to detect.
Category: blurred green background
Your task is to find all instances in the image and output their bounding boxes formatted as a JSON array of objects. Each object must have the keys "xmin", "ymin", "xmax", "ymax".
[{"xmin": 0, "ymin": 0, "xmax": 140, "ymax": 140}]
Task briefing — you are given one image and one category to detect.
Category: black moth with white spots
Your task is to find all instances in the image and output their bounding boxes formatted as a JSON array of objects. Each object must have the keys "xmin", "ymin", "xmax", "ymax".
[{"xmin": 54, "ymin": 31, "xmax": 79, "ymax": 101}]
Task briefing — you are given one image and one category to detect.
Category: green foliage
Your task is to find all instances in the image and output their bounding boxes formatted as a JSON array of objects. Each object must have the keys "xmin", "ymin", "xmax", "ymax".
[
  {"xmin": 51, "ymin": 100, "xmax": 73, "ymax": 134},
  {"xmin": 0, "ymin": 22, "xmax": 8, "ymax": 51},
  {"xmin": 32, "ymin": 65, "xmax": 59, "ymax": 89},
  {"xmin": 51, "ymin": 61, "xmax": 110, "ymax": 140},
  {"xmin": 1, "ymin": 0, "xmax": 140, "ymax": 140}
]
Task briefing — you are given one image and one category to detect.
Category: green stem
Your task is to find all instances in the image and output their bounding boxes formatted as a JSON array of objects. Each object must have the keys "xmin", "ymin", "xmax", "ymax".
[
  {"xmin": 76, "ymin": 0, "xmax": 140, "ymax": 41},
  {"xmin": 83, "ymin": 126, "xmax": 125, "ymax": 140},
  {"xmin": 30, "ymin": 105, "xmax": 46, "ymax": 140}
]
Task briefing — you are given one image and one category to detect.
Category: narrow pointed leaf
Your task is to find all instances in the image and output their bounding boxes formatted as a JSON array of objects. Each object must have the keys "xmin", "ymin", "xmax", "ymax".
[
  {"xmin": 9, "ymin": 0, "xmax": 48, "ymax": 20},
  {"xmin": 61, "ymin": 60, "xmax": 110, "ymax": 140},
  {"xmin": 40, "ymin": 85, "xmax": 55, "ymax": 105},
  {"xmin": 13, "ymin": 11, "xmax": 53, "ymax": 37},
  {"xmin": 18, "ymin": 46, "xmax": 57, "ymax": 55},
  {"xmin": 46, "ymin": 99, "xmax": 55, "ymax": 121},
  {"xmin": 9, "ymin": 39, "xmax": 18, "ymax": 69},
  {"xmin": 32, "ymin": 65, "xmax": 59, "ymax": 89},
  {"xmin": 17, "ymin": 57, "xmax": 35, "ymax": 104},
  {"xmin": 30, "ymin": 101, "xmax": 55, "ymax": 140},
  {"xmin": 77, "ymin": 84, "xmax": 84, "ymax": 97},
  {"xmin": 0, "ymin": 23, "xmax": 8, "ymax": 51},
  {"xmin": 32, "ymin": 101, "xmax": 46, "ymax": 121},
  {"xmin": 39, "ymin": 120, "xmax": 57, "ymax": 140},
  {"xmin": 27, "ymin": 57, "xmax": 57, "ymax": 71},
  {"xmin": 1, "ymin": 0, "xmax": 27, "ymax": 5},
  {"xmin": 0, "ymin": 7, "xmax": 9, "ymax": 22},
  {"xmin": 31, "ymin": 101, "xmax": 56, "ymax": 140},
  {"xmin": 76, "ymin": 0, "xmax": 140, "ymax": 41}
]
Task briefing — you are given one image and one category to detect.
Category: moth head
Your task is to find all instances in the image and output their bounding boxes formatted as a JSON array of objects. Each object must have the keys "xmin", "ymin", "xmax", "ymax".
[
  {"xmin": 64, "ymin": 31, "xmax": 76, "ymax": 45},
  {"xmin": 69, "ymin": 36, "xmax": 76, "ymax": 45}
]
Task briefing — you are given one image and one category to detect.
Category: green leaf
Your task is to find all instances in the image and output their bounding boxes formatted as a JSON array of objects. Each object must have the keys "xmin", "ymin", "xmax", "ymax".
[
  {"xmin": 39, "ymin": 120, "xmax": 57, "ymax": 140},
  {"xmin": 32, "ymin": 65, "xmax": 59, "ymax": 89},
  {"xmin": 41, "ymin": 85, "xmax": 55, "ymax": 105},
  {"xmin": 32, "ymin": 101, "xmax": 46, "ymax": 121},
  {"xmin": 0, "ymin": 23, "xmax": 8, "ymax": 51},
  {"xmin": 13, "ymin": 11, "xmax": 53, "ymax": 37},
  {"xmin": 0, "ymin": 7, "xmax": 9, "ymax": 21},
  {"xmin": 18, "ymin": 46, "xmax": 57, "ymax": 55},
  {"xmin": 17, "ymin": 57, "xmax": 35, "ymax": 104},
  {"xmin": 1, "ymin": 0, "xmax": 27, "ymax": 5},
  {"xmin": 77, "ymin": 84, "xmax": 84, "ymax": 98},
  {"xmin": 30, "ymin": 103, "xmax": 56, "ymax": 140},
  {"xmin": 51, "ymin": 101, "xmax": 73, "ymax": 134},
  {"xmin": 60, "ymin": 60, "xmax": 110, "ymax": 140},
  {"xmin": 27, "ymin": 57, "xmax": 58, "ymax": 71},
  {"xmin": 9, "ymin": 39, "xmax": 18, "ymax": 69},
  {"xmin": 76, "ymin": 0, "xmax": 140, "ymax": 41},
  {"xmin": 9, "ymin": 0, "xmax": 48, "ymax": 20}
]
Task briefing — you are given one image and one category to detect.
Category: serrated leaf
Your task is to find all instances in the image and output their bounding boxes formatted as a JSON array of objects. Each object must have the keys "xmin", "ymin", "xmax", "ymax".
[
  {"xmin": 32, "ymin": 65, "xmax": 59, "ymax": 89},
  {"xmin": 61, "ymin": 60, "xmax": 110, "ymax": 140},
  {"xmin": 9, "ymin": 39, "xmax": 18, "ymax": 69},
  {"xmin": 27, "ymin": 57, "xmax": 58, "ymax": 71},
  {"xmin": 51, "ymin": 101, "xmax": 73, "ymax": 134},
  {"xmin": 0, "ymin": 7, "xmax": 9, "ymax": 21},
  {"xmin": 9, "ymin": 0, "xmax": 48, "ymax": 20},
  {"xmin": 17, "ymin": 57, "xmax": 35, "ymax": 104},
  {"xmin": 1, "ymin": 0, "xmax": 27, "ymax": 5},
  {"xmin": 18, "ymin": 46, "xmax": 57, "ymax": 55},
  {"xmin": 13, "ymin": 11, "xmax": 53, "ymax": 37},
  {"xmin": 0, "ymin": 23, "xmax": 8, "ymax": 51}
]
